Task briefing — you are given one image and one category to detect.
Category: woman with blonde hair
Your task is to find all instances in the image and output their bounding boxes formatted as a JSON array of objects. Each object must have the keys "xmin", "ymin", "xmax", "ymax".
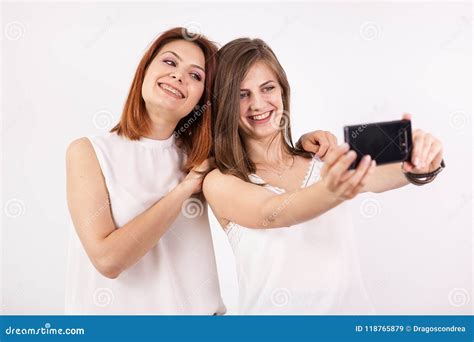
[{"xmin": 204, "ymin": 38, "xmax": 445, "ymax": 314}]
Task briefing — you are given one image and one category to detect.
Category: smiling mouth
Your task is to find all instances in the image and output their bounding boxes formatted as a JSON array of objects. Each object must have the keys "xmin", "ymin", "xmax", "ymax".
[
  {"xmin": 248, "ymin": 110, "xmax": 273, "ymax": 122},
  {"xmin": 158, "ymin": 82, "xmax": 185, "ymax": 99}
]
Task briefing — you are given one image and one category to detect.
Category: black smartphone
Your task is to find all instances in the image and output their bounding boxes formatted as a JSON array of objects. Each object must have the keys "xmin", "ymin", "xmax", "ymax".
[{"xmin": 343, "ymin": 119, "xmax": 412, "ymax": 169}]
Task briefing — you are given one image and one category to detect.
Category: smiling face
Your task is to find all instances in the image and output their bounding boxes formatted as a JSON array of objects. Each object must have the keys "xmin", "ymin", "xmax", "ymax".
[
  {"xmin": 238, "ymin": 61, "xmax": 284, "ymax": 140},
  {"xmin": 142, "ymin": 39, "xmax": 206, "ymax": 122}
]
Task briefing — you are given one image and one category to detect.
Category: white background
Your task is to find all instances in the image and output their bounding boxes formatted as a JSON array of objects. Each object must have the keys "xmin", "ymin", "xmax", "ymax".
[{"xmin": 1, "ymin": 1, "xmax": 472, "ymax": 315}]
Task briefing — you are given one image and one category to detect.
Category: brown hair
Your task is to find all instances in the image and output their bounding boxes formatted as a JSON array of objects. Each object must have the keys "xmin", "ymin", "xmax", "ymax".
[
  {"xmin": 111, "ymin": 27, "xmax": 218, "ymax": 172},
  {"xmin": 212, "ymin": 38, "xmax": 311, "ymax": 183}
]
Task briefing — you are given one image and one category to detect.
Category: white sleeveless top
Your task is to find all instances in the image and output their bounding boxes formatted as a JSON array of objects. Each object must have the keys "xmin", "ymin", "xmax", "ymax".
[
  {"xmin": 224, "ymin": 156, "xmax": 376, "ymax": 315},
  {"xmin": 65, "ymin": 132, "xmax": 226, "ymax": 315}
]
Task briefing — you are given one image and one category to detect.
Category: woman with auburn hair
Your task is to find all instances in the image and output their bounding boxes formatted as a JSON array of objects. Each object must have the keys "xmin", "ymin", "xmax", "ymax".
[
  {"xmin": 65, "ymin": 27, "xmax": 224, "ymax": 314},
  {"xmin": 204, "ymin": 38, "xmax": 445, "ymax": 314}
]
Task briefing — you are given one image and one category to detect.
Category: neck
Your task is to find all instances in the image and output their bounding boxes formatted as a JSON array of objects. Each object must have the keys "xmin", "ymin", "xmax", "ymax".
[
  {"xmin": 245, "ymin": 133, "xmax": 293, "ymax": 168},
  {"xmin": 144, "ymin": 106, "xmax": 179, "ymax": 140}
]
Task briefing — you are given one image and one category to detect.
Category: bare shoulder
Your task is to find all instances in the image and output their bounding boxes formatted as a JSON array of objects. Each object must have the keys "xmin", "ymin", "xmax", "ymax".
[
  {"xmin": 66, "ymin": 137, "xmax": 94, "ymax": 161},
  {"xmin": 203, "ymin": 168, "xmax": 239, "ymax": 194},
  {"xmin": 65, "ymin": 137, "xmax": 103, "ymax": 181},
  {"xmin": 203, "ymin": 168, "xmax": 226, "ymax": 183}
]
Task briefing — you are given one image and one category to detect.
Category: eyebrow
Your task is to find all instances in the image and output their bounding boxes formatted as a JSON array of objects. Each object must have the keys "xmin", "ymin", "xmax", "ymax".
[
  {"xmin": 240, "ymin": 80, "xmax": 276, "ymax": 91},
  {"xmin": 160, "ymin": 50, "xmax": 205, "ymax": 73}
]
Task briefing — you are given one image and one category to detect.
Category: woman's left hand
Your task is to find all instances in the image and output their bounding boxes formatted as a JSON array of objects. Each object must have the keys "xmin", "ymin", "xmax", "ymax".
[
  {"xmin": 401, "ymin": 113, "xmax": 444, "ymax": 174},
  {"xmin": 298, "ymin": 130, "xmax": 338, "ymax": 160}
]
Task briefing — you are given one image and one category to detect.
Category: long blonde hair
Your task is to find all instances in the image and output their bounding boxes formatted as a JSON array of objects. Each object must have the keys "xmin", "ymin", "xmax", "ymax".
[{"xmin": 212, "ymin": 38, "xmax": 311, "ymax": 182}]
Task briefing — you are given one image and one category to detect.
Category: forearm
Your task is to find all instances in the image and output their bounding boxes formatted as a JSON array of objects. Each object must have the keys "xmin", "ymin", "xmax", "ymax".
[
  {"xmin": 261, "ymin": 181, "xmax": 344, "ymax": 228},
  {"xmin": 98, "ymin": 182, "xmax": 194, "ymax": 277},
  {"xmin": 367, "ymin": 163, "xmax": 410, "ymax": 193}
]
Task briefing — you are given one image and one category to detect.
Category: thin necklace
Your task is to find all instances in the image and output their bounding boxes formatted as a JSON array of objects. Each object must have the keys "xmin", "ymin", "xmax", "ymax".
[{"xmin": 257, "ymin": 156, "xmax": 295, "ymax": 179}]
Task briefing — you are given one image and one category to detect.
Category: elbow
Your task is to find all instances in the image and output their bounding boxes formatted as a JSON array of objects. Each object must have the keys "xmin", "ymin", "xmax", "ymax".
[
  {"xmin": 94, "ymin": 254, "xmax": 122, "ymax": 279},
  {"xmin": 100, "ymin": 268, "xmax": 120, "ymax": 280}
]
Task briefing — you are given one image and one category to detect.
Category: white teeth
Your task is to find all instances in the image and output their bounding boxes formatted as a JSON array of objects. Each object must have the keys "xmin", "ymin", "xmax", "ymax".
[
  {"xmin": 250, "ymin": 111, "xmax": 271, "ymax": 121},
  {"xmin": 159, "ymin": 83, "xmax": 184, "ymax": 98}
]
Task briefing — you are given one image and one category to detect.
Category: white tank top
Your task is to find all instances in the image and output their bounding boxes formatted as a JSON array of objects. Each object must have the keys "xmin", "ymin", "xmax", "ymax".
[
  {"xmin": 224, "ymin": 155, "xmax": 376, "ymax": 315},
  {"xmin": 65, "ymin": 132, "xmax": 226, "ymax": 315}
]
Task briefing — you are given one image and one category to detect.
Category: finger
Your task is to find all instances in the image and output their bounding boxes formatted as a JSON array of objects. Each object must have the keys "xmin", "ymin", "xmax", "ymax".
[
  {"xmin": 344, "ymin": 160, "xmax": 376, "ymax": 198},
  {"xmin": 329, "ymin": 150, "xmax": 361, "ymax": 184},
  {"xmin": 419, "ymin": 134, "xmax": 433, "ymax": 168},
  {"xmin": 313, "ymin": 131, "xmax": 328, "ymax": 146},
  {"xmin": 316, "ymin": 142, "xmax": 330, "ymax": 158},
  {"xmin": 195, "ymin": 158, "xmax": 212, "ymax": 173},
  {"xmin": 322, "ymin": 148, "xmax": 355, "ymax": 186},
  {"xmin": 426, "ymin": 139, "xmax": 443, "ymax": 165},
  {"xmin": 340, "ymin": 169, "xmax": 356, "ymax": 183},
  {"xmin": 318, "ymin": 133, "xmax": 338, "ymax": 160},
  {"xmin": 345, "ymin": 162, "xmax": 375, "ymax": 199},
  {"xmin": 308, "ymin": 144, "xmax": 320, "ymax": 154},
  {"xmin": 326, "ymin": 132, "xmax": 338, "ymax": 147},
  {"xmin": 430, "ymin": 145, "xmax": 444, "ymax": 169},
  {"xmin": 402, "ymin": 161, "xmax": 415, "ymax": 172},
  {"xmin": 339, "ymin": 156, "xmax": 374, "ymax": 194},
  {"xmin": 302, "ymin": 133, "xmax": 320, "ymax": 153},
  {"xmin": 402, "ymin": 113, "xmax": 412, "ymax": 121},
  {"xmin": 411, "ymin": 130, "xmax": 425, "ymax": 168},
  {"xmin": 320, "ymin": 143, "xmax": 350, "ymax": 176},
  {"xmin": 303, "ymin": 143, "xmax": 319, "ymax": 154}
]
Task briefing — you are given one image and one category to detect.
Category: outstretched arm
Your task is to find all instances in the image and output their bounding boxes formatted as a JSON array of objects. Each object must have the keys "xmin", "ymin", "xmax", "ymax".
[{"xmin": 203, "ymin": 144, "xmax": 376, "ymax": 229}]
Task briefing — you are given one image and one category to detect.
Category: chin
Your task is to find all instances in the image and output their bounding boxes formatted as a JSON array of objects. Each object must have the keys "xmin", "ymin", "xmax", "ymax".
[{"xmin": 249, "ymin": 128, "xmax": 280, "ymax": 141}]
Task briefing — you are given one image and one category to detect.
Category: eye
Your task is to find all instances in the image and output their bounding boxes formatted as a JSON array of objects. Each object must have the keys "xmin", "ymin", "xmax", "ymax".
[
  {"xmin": 240, "ymin": 92, "xmax": 249, "ymax": 99},
  {"xmin": 263, "ymin": 86, "xmax": 275, "ymax": 93},
  {"xmin": 163, "ymin": 59, "xmax": 176, "ymax": 67},
  {"xmin": 190, "ymin": 72, "xmax": 202, "ymax": 81}
]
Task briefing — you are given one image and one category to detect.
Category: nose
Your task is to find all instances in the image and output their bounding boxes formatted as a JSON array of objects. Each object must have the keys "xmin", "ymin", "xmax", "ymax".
[
  {"xmin": 249, "ymin": 92, "xmax": 265, "ymax": 112},
  {"xmin": 169, "ymin": 71, "xmax": 183, "ymax": 83}
]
